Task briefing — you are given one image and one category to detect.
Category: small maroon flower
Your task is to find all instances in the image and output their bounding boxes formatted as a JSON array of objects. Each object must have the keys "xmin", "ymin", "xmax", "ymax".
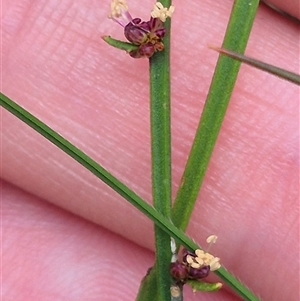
[
  {"xmin": 170, "ymin": 236, "xmax": 221, "ymax": 284},
  {"xmin": 124, "ymin": 18, "xmax": 149, "ymax": 45},
  {"xmin": 147, "ymin": 16, "xmax": 166, "ymax": 39},
  {"xmin": 129, "ymin": 43, "xmax": 154, "ymax": 59},
  {"xmin": 124, "ymin": 17, "xmax": 166, "ymax": 58}
]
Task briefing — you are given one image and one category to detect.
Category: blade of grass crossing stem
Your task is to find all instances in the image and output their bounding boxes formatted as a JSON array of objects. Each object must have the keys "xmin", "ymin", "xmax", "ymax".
[
  {"xmin": 149, "ymin": 2, "xmax": 172, "ymax": 299},
  {"xmin": 172, "ymin": 0, "xmax": 260, "ymax": 230},
  {"xmin": 0, "ymin": 92, "xmax": 194, "ymax": 250},
  {"xmin": 1, "ymin": 93, "xmax": 260, "ymax": 301}
]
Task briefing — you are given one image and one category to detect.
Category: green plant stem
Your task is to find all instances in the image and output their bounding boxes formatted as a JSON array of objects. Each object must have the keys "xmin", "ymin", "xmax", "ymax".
[
  {"xmin": 1, "ymin": 92, "xmax": 260, "ymax": 301},
  {"xmin": 149, "ymin": 1, "xmax": 172, "ymax": 299},
  {"xmin": 150, "ymin": 53, "xmax": 172, "ymax": 301},
  {"xmin": 172, "ymin": 0, "xmax": 260, "ymax": 230}
]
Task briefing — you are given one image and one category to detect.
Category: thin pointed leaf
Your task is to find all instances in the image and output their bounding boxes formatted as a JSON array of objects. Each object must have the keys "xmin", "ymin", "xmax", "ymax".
[
  {"xmin": 172, "ymin": 0, "xmax": 260, "ymax": 231},
  {"xmin": 187, "ymin": 280, "xmax": 222, "ymax": 293},
  {"xmin": 210, "ymin": 46, "xmax": 300, "ymax": 85},
  {"xmin": 0, "ymin": 92, "xmax": 191, "ymax": 249},
  {"xmin": 102, "ymin": 36, "xmax": 138, "ymax": 53}
]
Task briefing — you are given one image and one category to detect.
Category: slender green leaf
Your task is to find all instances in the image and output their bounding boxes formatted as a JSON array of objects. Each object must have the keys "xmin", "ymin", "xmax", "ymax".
[
  {"xmin": 0, "ymin": 91, "xmax": 198, "ymax": 250},
  {"xmin": 0, "ymin": 92, "xmax": 192, "ymax": 249},
  {"xmin": 102, "ymin": 36, "xmax": 138, "ymax": 53},
  {"xmin": 210, "ymin": 46, "xmax": 300, "ymax": 85},
  {"xmin": 187, "ymin": 280, "xmax": 222, "ymax": 293},
  {"xmin": 1, "ymin": 92, "xmax": 260, "ymax": 301},
  {"xmin": 172, "ymin": 0, "xmax": 260, "ymax": 230}
]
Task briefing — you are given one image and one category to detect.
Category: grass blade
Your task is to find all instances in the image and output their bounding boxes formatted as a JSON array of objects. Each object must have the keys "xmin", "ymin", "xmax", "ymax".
[
  {"xmin": 1, "ymin": 92, "xmax": 260, "ymax": 301},
  {"xmin": 172, "ymin": 0, "xmax": 260, "ymax": 230},
  {"xmin": 0, "ymin": 91, "xmax": 190, "ymax": 248}
]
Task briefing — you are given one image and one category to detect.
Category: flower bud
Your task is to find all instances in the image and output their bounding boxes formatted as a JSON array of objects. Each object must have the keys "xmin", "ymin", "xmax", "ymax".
[
  {"xmin": 148, "ymin": 17, "xmax": 166, "ymax": 38},
  {"xmin": 170, "ymin": 262, "xmax": 188, "ymax": 282},
  {"xmin": 139, "ymin": 43, "xmax": 156, "ymax": 58},
  {"xmin": 188, "ymin": 265, "xmax": 210, "ymax": 280}
]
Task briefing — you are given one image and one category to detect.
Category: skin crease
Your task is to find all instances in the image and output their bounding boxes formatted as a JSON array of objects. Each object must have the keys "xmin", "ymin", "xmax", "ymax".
[{"xmin": 1, "ymin": 0, "xmax": 299, "ymax": 300}]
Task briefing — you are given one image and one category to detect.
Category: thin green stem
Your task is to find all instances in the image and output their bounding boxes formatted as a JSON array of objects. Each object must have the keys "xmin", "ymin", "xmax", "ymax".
[{"xmin": 149, "ymin": 1, "xmax": 172, "ymax": 299}]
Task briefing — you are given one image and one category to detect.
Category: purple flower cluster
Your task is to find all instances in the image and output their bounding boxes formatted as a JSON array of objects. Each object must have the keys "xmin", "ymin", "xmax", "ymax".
[
  {"xmin": 108, "ymin": 1, "xmax": 173, "ymax": 58},
  {"xmin": 170, "ymin": 249, "xmax": 210, "ymax": 283},
  {"xmin": 124, "ymin": 17, "xmax": 166, "ymax": 58}
]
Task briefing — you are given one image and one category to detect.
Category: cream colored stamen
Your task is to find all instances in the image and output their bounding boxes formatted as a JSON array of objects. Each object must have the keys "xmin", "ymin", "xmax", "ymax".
[
  {"xmin": 209, "ymin": 257, "xmax": 221, "ymax": 271},
  {"xmin": 189, "ymin": 248, "xmax": 221, "ymax": 271},
  {"xmin": 186, "ymin": 255, "xmax": 200, "ymax": 268},
  {"xmin": 186, "ymin": 255, "xmax": 195, "ymax": 265},
  {"xmin": 195, "ymin": 257, "xmax": 204, "ymax": 265},
  {"xmin": 109, "ymin": 0, "xmax": 129, "ymax": 18},
  {"xmin": 206, "ymin": 235, "xmax": 218, "ymax": 244},
  {"xmin": 206, "ymin": 235, "xmax": 218, "ymax": 253},
  {"xmin": 151, "ymin": 2, "xmax": 175, "ymax": 22}
]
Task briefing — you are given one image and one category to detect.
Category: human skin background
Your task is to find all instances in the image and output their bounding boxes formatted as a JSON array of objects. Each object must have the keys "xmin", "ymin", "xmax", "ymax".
[{"xmin": 1, "ymin": 0, "xmax": 299, "ymax": 300}]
